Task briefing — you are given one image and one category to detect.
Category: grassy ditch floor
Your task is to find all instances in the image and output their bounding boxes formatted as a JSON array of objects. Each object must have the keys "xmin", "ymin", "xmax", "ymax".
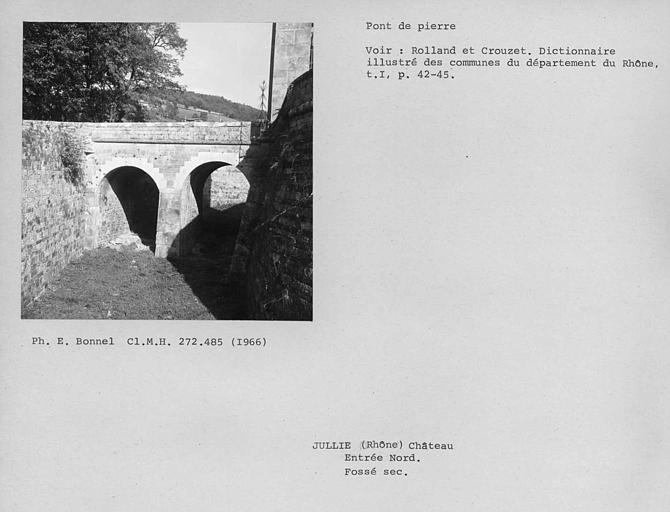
[{"xmin": 23, "ymin": 238, "xmax": 245, "ymax": 320}]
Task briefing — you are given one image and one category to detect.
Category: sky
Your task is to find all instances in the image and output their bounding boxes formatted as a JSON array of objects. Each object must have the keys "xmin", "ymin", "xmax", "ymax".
[{"xmin": 176, "ymin": 23, "xmax": 272, "ymax": 108}]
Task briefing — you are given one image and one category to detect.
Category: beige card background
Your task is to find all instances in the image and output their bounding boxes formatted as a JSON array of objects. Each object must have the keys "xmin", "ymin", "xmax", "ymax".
[{"xmin": 2, "ymin": 1, "xmax": 670, "ymax": 510}]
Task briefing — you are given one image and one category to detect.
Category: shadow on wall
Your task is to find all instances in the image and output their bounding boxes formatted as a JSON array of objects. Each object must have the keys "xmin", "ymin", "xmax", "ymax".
[
  {"xmin": 170, "ymin": 162, "xmax": 251, "ymax": 257},
  {"xmin": 166, "ymin": 205, "xmax": 247, "ymax": 319},
  {"xmin": 164, "ymin": 162, "xmax": 251, "ymax": 319}
]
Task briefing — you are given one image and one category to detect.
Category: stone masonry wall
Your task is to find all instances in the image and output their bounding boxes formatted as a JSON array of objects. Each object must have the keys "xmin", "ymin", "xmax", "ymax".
[
  {"xmin": 21, "ymin": 122, "xmax": 88, "ymax": 308},
  {"xmin": 98, "ymin": 177, "xmax": 130, "ymax": 245},
  {"xmin": 204, "ymin": 166, "xmax": 250, "ymax": 210},
  {"xmin": 232, "ymin": 70, "xmax": 312, "ymax": 320}
]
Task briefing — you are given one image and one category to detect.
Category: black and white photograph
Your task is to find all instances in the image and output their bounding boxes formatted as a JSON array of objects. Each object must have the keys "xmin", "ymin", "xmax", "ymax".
[
  {"xmin": 21, "ymin": 22, "xmax": 313, "ymax": 320},
  {"xmin": 3, "ymin": 1, "xmax": 670, "ymax": 511}
]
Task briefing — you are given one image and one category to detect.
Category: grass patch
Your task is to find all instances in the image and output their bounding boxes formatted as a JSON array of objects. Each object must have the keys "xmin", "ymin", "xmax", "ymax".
[{"xmin": 24, "ymin": 240, "xmax": 245, "ymax": 319}]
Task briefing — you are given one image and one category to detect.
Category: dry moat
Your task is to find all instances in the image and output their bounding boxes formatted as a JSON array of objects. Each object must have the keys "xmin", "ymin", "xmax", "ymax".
[{"xmin": 23, "ymin": 214, "xmax": 246, "ymax": 320}]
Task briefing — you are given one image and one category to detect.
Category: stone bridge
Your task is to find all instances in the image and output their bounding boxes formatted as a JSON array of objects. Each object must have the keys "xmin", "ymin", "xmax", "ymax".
[{"xmin": 75, "ymin": 121, "xmax": 256, "ymax": 257}]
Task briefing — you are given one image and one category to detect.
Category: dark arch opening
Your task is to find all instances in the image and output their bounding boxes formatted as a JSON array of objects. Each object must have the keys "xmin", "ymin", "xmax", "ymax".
[{"xmin": 99, "ymin": 166, "xmax": 159, "ymax": 250}]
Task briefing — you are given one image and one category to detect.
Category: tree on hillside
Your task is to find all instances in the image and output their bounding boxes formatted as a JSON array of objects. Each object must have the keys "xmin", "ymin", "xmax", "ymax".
[{"xmin": 23, "ymin": 22, "xmax": 187, "ymax": 122}]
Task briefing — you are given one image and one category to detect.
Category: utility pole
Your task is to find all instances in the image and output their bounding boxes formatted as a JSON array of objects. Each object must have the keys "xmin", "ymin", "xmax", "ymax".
[
  {"xmin": 267, "ymin": 22, "xmax": 276, "ymax": 122},
  {"xmin": 258, "ymin": 80, "xmax": 267, "ymax": 118}
]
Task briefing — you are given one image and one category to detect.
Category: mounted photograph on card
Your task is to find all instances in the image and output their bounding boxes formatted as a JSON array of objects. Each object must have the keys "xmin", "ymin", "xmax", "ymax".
[{"xmin": 21, "ymin": 22, "xmax": 313, "ymax": 320}]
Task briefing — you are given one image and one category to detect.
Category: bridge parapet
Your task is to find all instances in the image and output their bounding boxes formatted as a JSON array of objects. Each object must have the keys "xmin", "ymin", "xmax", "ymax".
[{"xmin": 83, "ymin": 121, "xmax": 252, "ymax": 145}]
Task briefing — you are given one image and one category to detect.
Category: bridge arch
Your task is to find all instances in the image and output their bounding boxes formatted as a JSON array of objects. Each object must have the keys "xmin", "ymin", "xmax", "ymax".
[
  {"xmin": 94, "ymin": 156, "xmax": 167, "ymax": 193},
  {"xmin": 172, "ymin": 151, "xmax": 243, "ymax": 192},
  {"xmin": 172, "ymin": 155, "xmax": 250, "ymax": 256},
  {"xmin": 96, "ymin": 166, "xmax": 161, "ymax": 251}
]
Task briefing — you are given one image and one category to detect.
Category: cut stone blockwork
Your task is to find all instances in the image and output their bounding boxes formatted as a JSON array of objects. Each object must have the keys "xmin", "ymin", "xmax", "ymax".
[
  {"xmin": 270, "ymin": 23, "xmax": 313, "ymax": 122},
  {"xmin": 21, "ymin": 123, "xmax": 88, "ymax": 307}
]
